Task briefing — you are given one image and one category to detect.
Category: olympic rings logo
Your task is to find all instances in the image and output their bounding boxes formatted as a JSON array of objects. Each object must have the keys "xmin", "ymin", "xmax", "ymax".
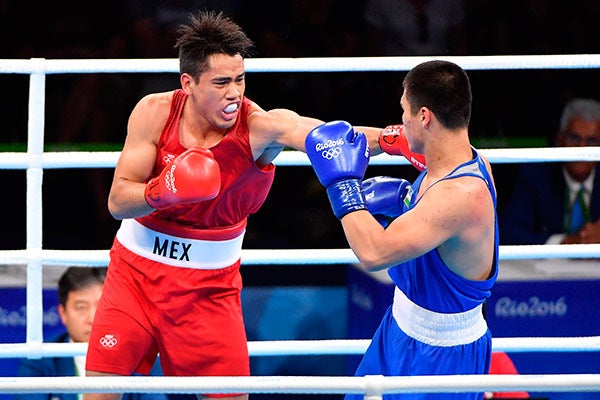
[
  {"xmin": 99, "ymin": 334, "xmax": 118, "ymax": 348},
  {"xmin": 163, "ymin": 154, "xmax": 176, "ymax": 164},
  {"xmin": 321, "ymin": 147, "xmax": 342, "ymax": 159}
]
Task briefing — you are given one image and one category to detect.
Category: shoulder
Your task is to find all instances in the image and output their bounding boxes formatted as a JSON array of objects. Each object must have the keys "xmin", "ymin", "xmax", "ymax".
[
  {"xmin": 128, "ymin": 91, "xmax": 175, "ymax": 135},
  {"xmin": 245, "ymin": 100, "xmax": 323, "ymax": 156},
  {"xmin": 449, "ymin": 176, "xmax": 496, "ymax": 247},
  {"xmin": 247, "ymin": 105, "xmax": 302, "ymax": 142},
  {"xmin": 132, "ymin": 91, "xmax": 174, "ymax": 118},
  {"xmin": 248, "ymin": 106, "xmax": 299, "ymax": 130},
  {"xmin": 425, "ymin": 173, "xmax": 493, "ymax": 226},
  {"xmin": 436, "ymin": 170, "xmax": 490, "ymax": 197},
  {"xmin": 456, "ymin": 174, "xmax": 494, "ymax": 209}
]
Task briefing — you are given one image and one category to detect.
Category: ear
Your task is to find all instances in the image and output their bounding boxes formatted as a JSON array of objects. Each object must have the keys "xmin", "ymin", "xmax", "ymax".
[
  {"xmin": 420, "ymin": 107, "xmax": 432, "ymax": 128},
  {"xmin": 180, "ymin": 73, "xmax": 194, "ymax": 95}
]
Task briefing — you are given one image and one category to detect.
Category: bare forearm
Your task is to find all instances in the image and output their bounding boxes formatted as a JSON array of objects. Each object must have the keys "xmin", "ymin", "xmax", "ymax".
[
  {"xmin": 356, "ymin": 126, "xmax": 384, "ymax": 155},
  {"xmin": 108, "ymin": 181, "xmax": 154, "ymax": 220},
  {"xmin": 341, "ymin": 210, "xmax": 389, "ymax": 271}
]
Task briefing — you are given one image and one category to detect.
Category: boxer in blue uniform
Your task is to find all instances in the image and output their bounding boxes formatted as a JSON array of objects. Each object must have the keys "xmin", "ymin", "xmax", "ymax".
[{"xmin": 306, "ymin": 60, "xmax": 498, "ymax": 400}]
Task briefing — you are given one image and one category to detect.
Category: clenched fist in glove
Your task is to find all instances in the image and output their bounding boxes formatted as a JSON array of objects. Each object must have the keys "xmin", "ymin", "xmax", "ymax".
[
  {"xmin": 379, "ymin": 124, "xmax": 426, "ymax": 171},
  {"xmin": 305, "ymin": 120, "xmax": 370, "ymax": 219},
  {"xmin": 144, "ymin": 147, "xmax": 221, "ymax": 210},
  {"xmin": 362, "ymin": 176, "xmax": 413, "ymax": 228}
]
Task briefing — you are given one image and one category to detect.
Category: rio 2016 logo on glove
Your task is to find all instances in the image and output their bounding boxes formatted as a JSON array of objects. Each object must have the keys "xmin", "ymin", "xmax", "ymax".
[
  {"xmin": 305, "ymin": 120, "xmax": 370, "ymax": 189},
  {"xmin": 315, "ymin": 138, "xmax": 345, "ymax": 159}
]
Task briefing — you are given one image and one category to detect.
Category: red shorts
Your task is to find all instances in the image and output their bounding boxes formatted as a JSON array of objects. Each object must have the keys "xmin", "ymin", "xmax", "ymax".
[{"xmin": 86, "ymin": 239, "xmax": 249, "ymax": 397}]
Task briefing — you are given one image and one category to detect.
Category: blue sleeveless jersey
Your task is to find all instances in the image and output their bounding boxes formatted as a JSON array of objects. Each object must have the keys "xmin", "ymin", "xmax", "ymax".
[
  {"xmin": 346, "ymin": 148, "xmax": 498, "ymax": 400},
  {"xmin": 388, "ymin": 148, "xmax": 498, "ymax": 312}
]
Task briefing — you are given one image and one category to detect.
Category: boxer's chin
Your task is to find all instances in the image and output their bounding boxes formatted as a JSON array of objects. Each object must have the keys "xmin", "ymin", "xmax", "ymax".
[
  {"xmin": 217, "ymin": 114, "xmax": 237, "ymax": 130},
  {"xmin": 221, "ymin": 110, "xmax": 239, "ymax": 123}
]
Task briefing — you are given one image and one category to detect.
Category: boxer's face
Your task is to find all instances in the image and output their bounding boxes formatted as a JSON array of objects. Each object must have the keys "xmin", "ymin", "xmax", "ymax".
[{"xmin": 182, "ymin": 53, "xmax": 246, "ymax": 132}]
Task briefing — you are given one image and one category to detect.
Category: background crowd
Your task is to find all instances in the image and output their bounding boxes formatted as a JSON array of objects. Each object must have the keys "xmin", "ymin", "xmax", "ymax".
[{"xmin": 0, "ymin": 0, "xmax": 599, "ymax": 285}]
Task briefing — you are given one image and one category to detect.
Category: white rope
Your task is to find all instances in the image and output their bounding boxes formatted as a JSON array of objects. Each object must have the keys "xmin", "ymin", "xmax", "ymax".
[
  {"xmin": 3, "ymin": 147, "xmax": 600, "ymax": 170},
  {"xmin": 1, "ymin": 244, "xmax": 600, "ymax": 267},
  {"xmin": 2, "ymin": 55, "xmax": 599, "ymax": 398},
  {"xmin": 2, "ymin": 336, "xmax": 600, "ymax": 359},
  {"xmin": 1, "ymin": 374, "xmax": 600, "ymax": 395},
  {"xmin": 0, "ymin": 54, "xmax": 599, "ymax": 74}
]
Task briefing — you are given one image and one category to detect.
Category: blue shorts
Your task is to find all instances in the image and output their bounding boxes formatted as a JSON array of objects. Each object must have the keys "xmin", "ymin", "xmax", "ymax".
[{"xmin": 345, "ymin": 305, "xmax": 491, "ymax": 400}]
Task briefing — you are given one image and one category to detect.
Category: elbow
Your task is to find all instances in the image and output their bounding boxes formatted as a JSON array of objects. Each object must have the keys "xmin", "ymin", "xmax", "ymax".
[
  {"xmin": 355, "ymin": 243, "xmax": 403, "ymax": 272},
  {"xmin": 361, "ymin": 261, "xmax": 388, "ymax": 273},
  {"xmin": 357, "ymin": 252, "xmax": 388, "ymax": 272},
  {"xmin": 107, "ymin": 196, "xmax": 125, "ymax": 221},
  {"xmin": 108, "ymin": 205, "xmax": 123, "ymax": 221}
]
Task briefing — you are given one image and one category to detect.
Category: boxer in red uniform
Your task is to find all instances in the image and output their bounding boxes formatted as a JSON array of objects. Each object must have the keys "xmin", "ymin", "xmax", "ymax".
[
  {"xmin": 84, "ymin": 10, "xmax": 426, "ymax": 400},
  {"xmin": 84, "ymin": 10, "xmax": 408, "ymax": 400}
]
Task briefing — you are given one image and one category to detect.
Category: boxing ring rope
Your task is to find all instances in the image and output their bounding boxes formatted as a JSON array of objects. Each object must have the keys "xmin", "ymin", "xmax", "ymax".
[
  {"xmin": 2, "ymin": 54, "xmax": 600, "ymax": 74},
  {"xmin": 2, "ymin": 374, "xmax": 600, "ymax": 397},
  {"xmin": 1, "ymin": 54, "xmax": 600, "ymax": 397},
  {"xmin": 3, "ymin": 146, "xmax": 600, "ymax": 170},
  {"xmin": 3, "ymin": 335, "xmax": 600, "ymax": 359}
]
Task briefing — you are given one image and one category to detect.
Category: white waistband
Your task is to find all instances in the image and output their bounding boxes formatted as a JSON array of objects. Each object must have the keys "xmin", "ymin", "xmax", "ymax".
[
  {"xmin": 392, "ymin": 287, "xmax": 488, "ymax": 347},
  {"xmin": 116, "ymin": 219, "xmax": 244, "ymax": 269}
]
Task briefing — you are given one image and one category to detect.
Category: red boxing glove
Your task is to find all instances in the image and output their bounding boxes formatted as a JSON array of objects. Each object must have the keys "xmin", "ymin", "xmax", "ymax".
[
  {"xmin": 144, "ymin": 148, "xmax": 221, "ymax": 210},
  {"xmin": 378, "ymin": 124, "xmax": 427, "ymax": 171}
]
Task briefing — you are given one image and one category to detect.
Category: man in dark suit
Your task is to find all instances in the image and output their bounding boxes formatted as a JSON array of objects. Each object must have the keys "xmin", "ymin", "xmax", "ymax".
[
  {"xmin": 15, "ymin": 267, "xmax": 167, "ymax": 400},
  {"xmin": 500, "ymin": 98, "xmax": 600, "ymax": 245}
]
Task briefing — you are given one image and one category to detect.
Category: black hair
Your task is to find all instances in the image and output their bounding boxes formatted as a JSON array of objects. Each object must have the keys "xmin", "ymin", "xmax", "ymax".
[
  {"xmin": 57, "ymin": 267, "xmax": 106, "ymax": 307},
  {"xmin": 403, "ymin": 60, "xmax": 472, "ymax": 130},
  {"xmin": 175, "ymin": 10, "xmax": 255, "ymax": 79}
]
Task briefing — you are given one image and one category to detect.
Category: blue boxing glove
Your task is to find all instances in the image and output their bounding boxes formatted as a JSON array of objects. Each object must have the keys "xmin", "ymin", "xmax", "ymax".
[
  {"xmin": 305, "ymin": 120, "xmax": 370, "ymax": 219},
  {"xmin": 362, "ymin": 176, "xmax": 413, "ymax": 228}
]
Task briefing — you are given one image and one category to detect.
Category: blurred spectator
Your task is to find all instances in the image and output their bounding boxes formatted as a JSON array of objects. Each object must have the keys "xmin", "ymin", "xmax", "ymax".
[{"xmin": 499, "ymin": 98, "xmax": 600, "ymax": 245}]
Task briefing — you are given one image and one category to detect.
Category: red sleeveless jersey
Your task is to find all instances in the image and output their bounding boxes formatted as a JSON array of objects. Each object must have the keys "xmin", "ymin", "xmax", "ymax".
[{"xmin": 137, "ymin": 90, "xmax": 275, "ymax": 234}]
